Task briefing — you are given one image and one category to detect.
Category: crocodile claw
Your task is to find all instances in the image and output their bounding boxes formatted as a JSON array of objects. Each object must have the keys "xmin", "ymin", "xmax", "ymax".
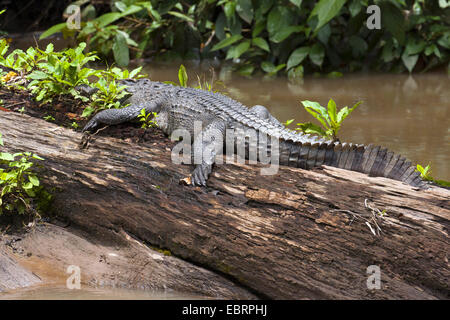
[
  {"xmin": 82, "ymin": 117, "xmax": 99, "ymax": 133},
  {"xmin": 191, "ymin": 164, "xmax": 212, "ymax": 187}
]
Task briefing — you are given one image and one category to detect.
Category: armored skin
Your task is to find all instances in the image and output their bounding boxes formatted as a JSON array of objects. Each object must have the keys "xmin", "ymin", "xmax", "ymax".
[{"xmin": 82, "ymin": 79, "xmax": 426, "ymax": 188}]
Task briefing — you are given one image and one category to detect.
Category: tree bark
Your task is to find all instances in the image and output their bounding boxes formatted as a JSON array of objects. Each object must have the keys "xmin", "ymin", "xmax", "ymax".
[{"xmin": 1, "ymin": 112, "xmax": 449, "ymax": 299}]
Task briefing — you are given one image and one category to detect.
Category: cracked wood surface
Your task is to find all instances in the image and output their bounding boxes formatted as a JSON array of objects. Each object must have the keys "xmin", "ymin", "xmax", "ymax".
[{"xmin": 1, "ymin": 112, "xmax": 449, "ymax": 299}]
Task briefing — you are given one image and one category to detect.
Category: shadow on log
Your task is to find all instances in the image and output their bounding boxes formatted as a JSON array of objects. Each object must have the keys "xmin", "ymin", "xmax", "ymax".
[{"xmin": 1, "ymin": 112, "xmax": 449, "ymax": 299}]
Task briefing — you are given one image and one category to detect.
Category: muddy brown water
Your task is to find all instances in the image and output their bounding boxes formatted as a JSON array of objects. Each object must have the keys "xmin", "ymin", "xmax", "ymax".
[{"xmin": 143, "ymin": 63, "xmax": 449, "ymax": 181}]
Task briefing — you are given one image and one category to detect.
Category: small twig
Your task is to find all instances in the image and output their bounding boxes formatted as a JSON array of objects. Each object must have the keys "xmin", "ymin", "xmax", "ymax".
[{"xmin": 5, "ymin": 101, "xmax": 27, "ymax": 109}]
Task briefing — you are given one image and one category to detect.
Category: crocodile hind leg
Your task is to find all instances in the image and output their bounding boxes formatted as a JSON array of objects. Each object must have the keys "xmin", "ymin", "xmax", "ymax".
[
  {"xmin": 191, "ymin": 120, "xmax": 226, "ymax": 186},
  {"xmin": 82, "ymin": 98, "xmax": 165, "ymax": 132},
  {"xmin": 250, "ymin": 105, "xmax": 284, "ymax": 128}
]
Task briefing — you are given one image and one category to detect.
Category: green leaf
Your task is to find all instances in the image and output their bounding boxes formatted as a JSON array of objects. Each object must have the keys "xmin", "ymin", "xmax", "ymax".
[
  {"xmin": 236, "ymin": 0, "xmax": 254, "ymax": 24},
  {"xmin": 0, "ymin": 153, "xmax": 14, "ymax": 161},
  {"xmin": 211, "ymin": 35, "xmax": 243, "ymax": 51},
  {"xmin": 39, "ymin": 23, "xmax": 67, "ymax": 40},
  {"xmin": 401, "ymin": 53, "xmax": 419, "ymax": 72},
  {"xmin": 32, "ymin": 154, "xmax": 44, "ymax": 160},
  {"xmin": 349, "ymin": 0, "xmax": 362, "ymax": 17},
  {"xmin": 267, "ymin": 6, "xmax": 286, "ymax": 35},
  {"xmin": 380, "ymin": 2, "xmax": 405, "ymax": 45},
  {"xmin": 301, "ymin": 100, "xmax": 329, "ymax": 128},
  {"xmin": 269, "ymin": 25, "xmax": 304, "ymax": 43},
  {"xmin": 95, "ymin": 12, "xmax": 123, "ymax": 28},
  {"xmin": 226, "ymin": 41, "xmax": 251, "ymax": 60},
  {"xmin": 113, "ymin": 33, "xmax": 130, "ymax": 67},
  {"xmin": 178, "ymin": 64, "xmax": 188, "ymax": 87},
  {"xmin": 261, "ymin": 62, "xmax": 285, "ymax": 75},
  {"xmin": 297, "ymin": 122, "xmax": 328, "ymax": 137},
  {"xmin": 327, "ymin": 99, "xmax": 337, "ymax": 125},
  {"xmin": 289, "ymin": 0, "xmax": 302, "ymax": 8},
  {"xmin": 287, "ymin": 46, "xmax": 309, "ymax": 70},
  {"xmin": 308, "ymin": 0, "xmax": 347, "ymax": 35},
  {"xmin": 337, "ymin": 106, "xmax": 349, "ymax": 123},
  {"xmin": 252, "ymin": 37, "xmax": 270, "ymax": 52},
  {"xmin": 167, "ymin": 11, "xmax": 194, "ymax": 23},
  {"xmin": 81, "ymin": 106, "xmax": 95, "ymax": 118},
  {"xmin": 404, "ymin": 37, "xmax": 426, "ymax": 55},
  {"xmin": 309, "ymin": 43, "xmax": 325, "ymax": 67},
  {"xmin": 29, "ymin": 175, "xmax": 40, "ymax": 186}
]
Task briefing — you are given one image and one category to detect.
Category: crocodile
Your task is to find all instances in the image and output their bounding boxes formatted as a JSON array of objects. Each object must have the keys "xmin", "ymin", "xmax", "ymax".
[{"xmin": 81, "ymin": 78, "xmax": 427, "ymax": 188}]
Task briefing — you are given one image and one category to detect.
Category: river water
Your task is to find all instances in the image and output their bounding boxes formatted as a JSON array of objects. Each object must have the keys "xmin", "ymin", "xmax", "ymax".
[{"xmin": 143, "ymin": 63, "xmax": 449, "ymax": 181}]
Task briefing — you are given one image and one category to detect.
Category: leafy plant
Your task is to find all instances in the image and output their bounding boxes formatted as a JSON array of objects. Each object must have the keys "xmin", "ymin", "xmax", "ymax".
[
  {"xmin": 41, "ymin": 0, "xmax": 449, "ymax": 76},
  {"xmin": 82, "ymin": 66, "xmax": 144, "ymax": 118},
  {"xmin": 27, "ymin": 42, "xmax": 100, "ymax": 103},
  {"xmin": 296, "ymin": 99, "xmax": 362, "ymax": 141},
  {"xmin": 137, "ymin": 108, "xmax": 158, "ymax": 129},
  {"xmin": 0, "ymin": 40, "xmax": 145, "ymax": 119},
  {"xmin": 43, "ymin": 115, "xmax": 55, "ymax": 122},
  {"xmin": 415, "ymin": 164, "xmax": 450, "ymax": 188},
  {"xmin": 0, "ymin": 133, "xmax": 51, "ymax": 216},
  {"xmin": 416, "ymin": 163, "xmax": 433, "ymax": 181}
]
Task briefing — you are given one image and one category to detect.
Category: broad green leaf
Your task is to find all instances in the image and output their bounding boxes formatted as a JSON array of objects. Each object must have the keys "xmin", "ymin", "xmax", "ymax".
[
  {"xmin": 308, "ymin": 0, "xmax": 347, "ymax": 35},
  {"xmin": 309, "ymin": 43, "xmax": 325, "ymax": 67},
  {"xmin": 401, "ymin": 53, "xmax": 419, "ymax": 72},
  {"xmin": 0, "ymin": 153, "xmax": 14, "ymax": 161},
  {"xmin": 252, "ymin": 37, "xmax": 270, "ymax": 52},
  {"xmin": 270, "ymin": 25, "xmax": 304, "ymax": 43},
  {"xmin": 178, "ymin": 64, "xmax": 188, "ymax": 87},
  {"xmin": 289, "ymin": 0, "xmax": 302, "ymax": 8},
  {"xmin": 261, "ymin": 61, "xmax": 285, "ymax": 75},
  {"xmin": 226, "ymin": 41, "xmax": 251, "ymax": 60},
  {"xmin": 81, "ymin": 106, "xmax": 95, "ymax": 118},
  {"xmin": 327, "ymin": 99, "xmax": 337, "ymax": 124},
  {"xmin": 95, "ymin": 12, "xmax": 123, "ymax": 28},
  {"xmin": 252, "ymin": 19, "xmax": 266, "ymax": 38},
  {"xmin": 39, "ymin": 23, "xmax": 67, "ymax": 40},
  {"xmin": 236, "ymin": 0, "xmax": 254, "ymax": 24},
  {"xmin": 349, "ymin": 0, "xmax": 362, "ymax": 17},
  {"xmin": 120, "ymin": 4, "xmax": 143, "ymax": 16},
  {"xmin": 267, "ymin": 6, "xmax": 290, "ymax": 35},
  {"xmin": 211, "ymin": 35, "xmax": 243, "ymax": 51},
  {"xmin": 380, "ymin": 2, "xmax": 405, "ymax": 45},
  {"xmin": 297, "ymin": 122, "xmax": 328, "ymax": 137},
  {"xmin": 287, "ymin": 46, "xmax": 309, "ymax": 70},
  {"xmin": 112, "ymin": 33, "xmax": 130, "ymax": 67},
  {"xmin": 224, "ymin": 2, "xmax": 236, "ymax": 22},
  {"xmin": 336, "ymin": 106, "xmax": 349, "ymax": 123},
  {"xmin": 404, "ymin": 37, "xmax": 426, "ymax": 55},
  {"xmin": 301, "ymin": 100, "xmax": 329, "ymax": 128},
  {"xmin": 29, "ymin": 175, "xmax": 40, "ymax": 186}
]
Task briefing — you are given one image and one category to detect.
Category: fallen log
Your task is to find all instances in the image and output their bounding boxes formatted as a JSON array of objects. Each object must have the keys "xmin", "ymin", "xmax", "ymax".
[{"xmin": 0, "ymin": 111, "xmax": 449, "ymax": 299}]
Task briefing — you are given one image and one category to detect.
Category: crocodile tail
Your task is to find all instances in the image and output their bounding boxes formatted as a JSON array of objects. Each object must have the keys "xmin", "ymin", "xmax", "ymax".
[{"xmin": 283, "ymin": 140, "xmax": 428, "ymax": 188}]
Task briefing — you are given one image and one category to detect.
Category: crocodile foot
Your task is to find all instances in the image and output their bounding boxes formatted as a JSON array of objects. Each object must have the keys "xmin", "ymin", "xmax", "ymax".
[{"xmin": 191, "ymin": 163, "xmax": 212, "ymax": 187}]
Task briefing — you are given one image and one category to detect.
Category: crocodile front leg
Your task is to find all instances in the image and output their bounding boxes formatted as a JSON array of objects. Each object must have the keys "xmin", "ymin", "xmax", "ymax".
[
  {"xmin": 82, "ymin": 98, "xmax": 165, "ymax": 132},
  {"xmin": 191, "ymin": 120, "xmax": 226, "ymax": 186}
]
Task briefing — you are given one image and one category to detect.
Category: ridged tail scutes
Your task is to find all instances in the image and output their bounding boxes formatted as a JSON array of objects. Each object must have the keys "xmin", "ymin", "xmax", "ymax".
[{"xmin": 280, "ymin": 138, "xmax": 428, "ymax": 189}]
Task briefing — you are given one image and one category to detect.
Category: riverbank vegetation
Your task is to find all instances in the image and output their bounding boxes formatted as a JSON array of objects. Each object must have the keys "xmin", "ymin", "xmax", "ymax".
[{"xmin": 41, "ymin": 0, "xmax": 450, "ymax": 78}]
